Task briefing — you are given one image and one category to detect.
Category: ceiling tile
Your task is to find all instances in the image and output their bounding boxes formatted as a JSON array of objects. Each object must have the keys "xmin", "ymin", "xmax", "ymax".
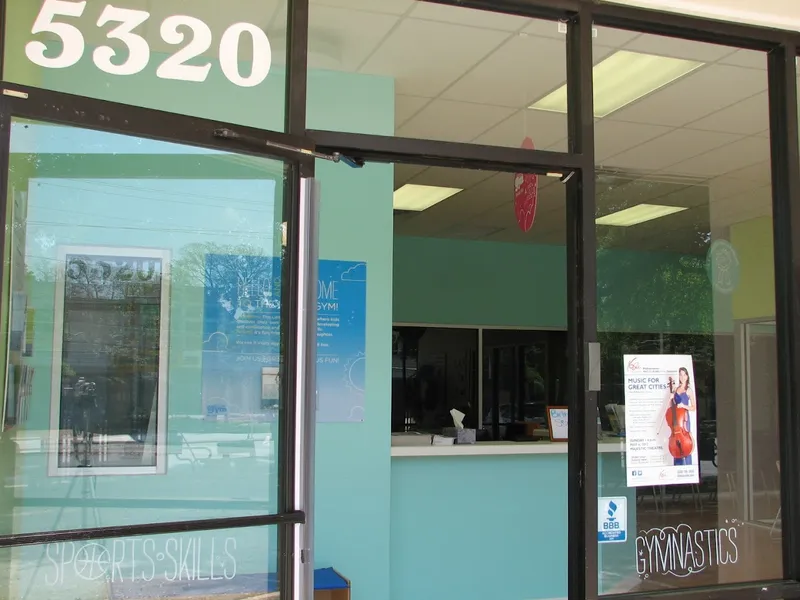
[
  {"xmin": 311, "ymin": 0, "xmax": 414, "ymax": 14},
  {"xmin": 594, "ymin": 120, "xmax": 673, "ymax": 162},
  {"xmin": 397, "ymin": 99, "xmax": 515, "ymax": 143},
  {"xmin": 718, "ymin": 49, "xmax": 768, "ymax": 70},
  {"xmin": 473, "ymin": 109, "xmax": 567, "ymax": 148},
  {"xmin": 394, "ymin": 164, "xmax": 429, "ymax": 187},
  {"xmin": 307, "ymin": 5, "xmax": 400, "ymax": 71},
  {"xmin": 360, "ymin": 18, "xmax": 510, "ymax": 97},
  {"xmin": 407, "ymin": 2, "xmax": 531, "ymax": 31},
  {"xmin": 684, "ymin": 92, "xmax": 769, "ymax": 136},
  {"xmin": 405, "ymin": 166, "xmax": 497, "ymax": 190},
  {"xmin": 592, "ymin": 26, "xmax": 642, "ymax": 49},
  {"xmin": 726, "ymin": 160, "xmax": 772, "ymax": 183},
  {"xmin": 520, "ymin": 23, "xmax": 638, "ymax": 48},
  {"xmin": 666, "ymin": 135, "xmax": 770, "ymax": 177},
  {"xmin": 477, "ymin": 203, "xmax": 519, "ymax": 228},
  {"xmin": 608, "ymin": 64, "xmax": 767, "ymax": 127},
  {"xmin": 395, "ymin": 95, "xmax": 430, "ymax": 128},
  {"xmin": 709, "ymin": 174, "xmax": 769, "ymax": 202},
  {"xmin": 603, "ymin": 129, "xmax": 743, "ymax": 171},
  {"xmin": 442, "ymin": 34, "xmax": 566, "ymax": 108},
  {"xmin": 709, "ymin": 184, "xmax": 773, "ymax": 226},
  {"xmin": 520, "ymin": 19, "xmax": 567, "ymax": 41},
  {"xmin": 622, "ymin": 33, "xmax": 737, "ymax": 62}
]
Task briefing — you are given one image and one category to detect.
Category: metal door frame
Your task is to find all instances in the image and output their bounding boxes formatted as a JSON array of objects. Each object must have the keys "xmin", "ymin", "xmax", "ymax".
[{"xmin": 0, "ymin": 82, "xmax": 321, "ymax": 600}]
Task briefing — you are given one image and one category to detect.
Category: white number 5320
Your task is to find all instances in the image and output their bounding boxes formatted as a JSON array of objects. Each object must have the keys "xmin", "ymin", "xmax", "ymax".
[{"xmin": 24, "ymin": 0, "xmax": 272, "ymax": 88}]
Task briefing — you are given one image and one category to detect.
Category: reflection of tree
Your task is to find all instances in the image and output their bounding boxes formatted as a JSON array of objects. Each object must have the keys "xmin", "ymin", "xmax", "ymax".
[
  {"xmin": 595, "ymin": 173, "xmax": 717, "ymax": 418},
  {"xmin": 172, "ymin": 243, "xmax": 279, "ymax": 313},
  {"xmin": 595, "ymin": 172, "xmax": 714, "ymax": 334}
]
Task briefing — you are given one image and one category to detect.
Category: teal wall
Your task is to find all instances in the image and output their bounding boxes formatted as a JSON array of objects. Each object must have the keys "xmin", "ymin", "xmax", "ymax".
[
  {"xmin": 313, "ymin": 159, "xmax": 394, "ymax": 598},
  {"xmin": 394, "ymin": 236, "xmax": 715, "ymax": 334},
  {"xmin": 391, "ymin": 454, "xmax": 568, "ymax": 600}
]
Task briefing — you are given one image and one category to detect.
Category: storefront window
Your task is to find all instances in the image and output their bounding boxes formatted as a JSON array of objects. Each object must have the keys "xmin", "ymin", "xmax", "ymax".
[
  {"xmin": 306, "ymin": 0, "xmax": 581, "ymax": 147},
  {"xmin": 3, "ymin": 0, "xmax": 287, "ymax": 129},
  {"xmin": 590, "ymin": 31, "xmax": 780, "ymax": 592},
  {"xmin": 0, "ymin": 118, "xmax": 286, "ymax": 547}
]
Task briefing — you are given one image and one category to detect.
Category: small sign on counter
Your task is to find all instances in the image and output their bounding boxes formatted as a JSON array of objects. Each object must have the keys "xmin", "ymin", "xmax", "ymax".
[{"xmin": 547, "ymin": 406, "xmax": 568, "ymax": 442}]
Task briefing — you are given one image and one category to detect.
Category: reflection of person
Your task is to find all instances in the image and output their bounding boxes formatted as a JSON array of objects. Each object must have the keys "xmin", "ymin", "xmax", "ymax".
[{"xmin": 669, "ymin": 367, "xmax": 696, "ymax": 466}]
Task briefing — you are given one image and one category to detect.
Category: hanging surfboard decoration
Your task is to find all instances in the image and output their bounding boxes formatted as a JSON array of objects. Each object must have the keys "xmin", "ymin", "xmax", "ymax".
[{"xmin": 514, "ymin": 137, "xmax": 539, "ymax": 232}]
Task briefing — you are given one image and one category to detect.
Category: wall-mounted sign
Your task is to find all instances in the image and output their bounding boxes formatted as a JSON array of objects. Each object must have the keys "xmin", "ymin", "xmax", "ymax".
[
  {"xmin": 547, "ymin": 406, "xmax": 568, "ymax": 441},
  {"xmin": 202, "ymin": 255, "xmax": 367, "ymax": 422},
  {"xmin": 705, "ymin": 239, "xmax": 739, "ymax": 294},
  {"xmin": 26, "ymin": 0, "xmax": 272, "ymax": 87},
  {"xmin": 598, "ymin": 496, "xmax": 627, "ymax": 543},
  {"xmin": 624, "ymin": 354, "xmax": 699, "ymax": 487},
  {"xmin": 514, "ymin": 137, "xmax": 539, "ymax": 232}
]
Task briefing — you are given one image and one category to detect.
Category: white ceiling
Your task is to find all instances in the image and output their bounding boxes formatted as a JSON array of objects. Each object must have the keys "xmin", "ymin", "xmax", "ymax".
[
  {"xmin": 608, "ymin": 0, "xmax": 800, "ymax": 32},
  {"xmin": 50, "ymin": 0, "xmax": 783, "ymax": 253},
  {"xmin": 304, "ymin": 0, "xmax": 782, "ymax": 251}
]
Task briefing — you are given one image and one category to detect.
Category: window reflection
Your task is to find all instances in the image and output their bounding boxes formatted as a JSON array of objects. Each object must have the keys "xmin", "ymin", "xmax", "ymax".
[
  {"xmin": 482, "ymin": 330, "xmax": 566, "ymax": 441},
  {"xmin": 391, "ymin": 327, "xmax": 478, "ymax": 432},
  {"xmin": 590, "ymin": 32, "xmax": 780, "ymax": 592},
  {"xmin": 0, "ymin": 118, "xmax": 284, "ymax": 536},
  {"xmin": 56, "ymin": 251, "xmax": 166, "ymax": 472}
]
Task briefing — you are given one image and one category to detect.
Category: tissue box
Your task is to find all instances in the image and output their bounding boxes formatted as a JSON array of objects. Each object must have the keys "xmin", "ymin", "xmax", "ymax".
[{"xmin": 442, "ymin": 427, "xmax": 476, "ymax": 444}]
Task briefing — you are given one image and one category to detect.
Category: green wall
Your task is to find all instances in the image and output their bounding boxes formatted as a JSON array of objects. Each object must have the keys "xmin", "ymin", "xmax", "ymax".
[
  {"xmin": 394, "ymin": 236, "xmax": 715, "ymax": 334},
  {"xmin": 731, "ymin": 216, "xmax": 776, "ymax": 321}
]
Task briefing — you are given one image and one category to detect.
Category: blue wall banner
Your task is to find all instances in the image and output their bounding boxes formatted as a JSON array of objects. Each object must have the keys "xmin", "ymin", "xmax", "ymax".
[{"xmin": 201, "ymin": 254, "xmax": 367, "ymax": 422}]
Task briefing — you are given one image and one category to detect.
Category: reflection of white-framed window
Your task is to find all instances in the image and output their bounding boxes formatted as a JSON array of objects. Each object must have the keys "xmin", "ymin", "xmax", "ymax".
[{"xmin": 48, "ymin": 245, "xmax": 170, "ymax": 477}]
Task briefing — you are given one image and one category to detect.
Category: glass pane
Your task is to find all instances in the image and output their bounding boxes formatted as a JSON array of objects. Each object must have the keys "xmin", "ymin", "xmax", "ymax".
[
  {"xmin": 389, "ymin": 163, "xmax": 569, "ymax": 599},
  {"xmin": 482, "ymin": 329, "xmax": 567, "ymax": 440},
  {"xmin": 0, "ymin": 117, "xmax": 287, "ymax": 533},
  {"xmin": 306, "ymin": 0, "xmax": 594, "ymax": 149},
  {"xmin": 4, "ymin": 0, "xmax": 287, "ymax": 129},
  {"xmin": 391, "ymin": 326, "xmax": 478, "ymax": 432},
  {"xmin": 593, "ymin": 32, "xmax": 779, "ymax": 592},
  {"xmin": 0, "ymin": 525, "xmax": 278, "ymax": 599}
]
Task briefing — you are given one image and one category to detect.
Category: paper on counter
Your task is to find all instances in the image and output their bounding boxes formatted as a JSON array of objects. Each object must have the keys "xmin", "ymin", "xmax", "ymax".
[{"xmin": 450, "ymin": 408, "xmax": 465, "ymax": 430}]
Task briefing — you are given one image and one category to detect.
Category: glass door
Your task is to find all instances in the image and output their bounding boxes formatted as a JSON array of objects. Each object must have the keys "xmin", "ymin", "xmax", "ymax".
[{"xmin": 0, "ymin": 84, "xmax": 317, "ymax": 600}]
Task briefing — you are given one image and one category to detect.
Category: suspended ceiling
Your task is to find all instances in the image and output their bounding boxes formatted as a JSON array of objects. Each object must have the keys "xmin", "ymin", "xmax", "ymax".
[
  {"xmin": 301, "ymin": 0, "xmax": 782, "ymax": 253},
  {"xmin": 29, "ymin": 0, "xmax": 784, "ymax": 253}
]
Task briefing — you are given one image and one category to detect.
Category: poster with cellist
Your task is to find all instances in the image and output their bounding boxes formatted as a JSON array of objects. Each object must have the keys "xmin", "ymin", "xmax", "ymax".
[{"xmin": 623, "ymin": 354, "xmax": 700, "ymax": 487}]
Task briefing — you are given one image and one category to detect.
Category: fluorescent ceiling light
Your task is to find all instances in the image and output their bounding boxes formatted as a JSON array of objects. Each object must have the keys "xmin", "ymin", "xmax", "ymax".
[
  {"xmin": 596, "ymin": 204, "xmax": 687, "ymax": 227},
  {"xmin": 529, "ymin": 51, "xmax": 703, "ymax": 118},
  {"xmin": 393, "ymin": 184, "xmax": 462, "ymax": 211}
]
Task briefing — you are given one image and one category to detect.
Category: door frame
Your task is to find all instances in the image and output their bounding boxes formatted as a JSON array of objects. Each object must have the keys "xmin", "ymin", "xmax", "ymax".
[{"xmin": 0, "ymin": 82, "xmax": 319, "ymax": 600}]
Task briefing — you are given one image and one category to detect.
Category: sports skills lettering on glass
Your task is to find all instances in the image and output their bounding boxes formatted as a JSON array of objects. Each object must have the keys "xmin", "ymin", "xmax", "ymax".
[{"xmin": 25, "ymin": 0, "xmax": 272, "ymax": 87}]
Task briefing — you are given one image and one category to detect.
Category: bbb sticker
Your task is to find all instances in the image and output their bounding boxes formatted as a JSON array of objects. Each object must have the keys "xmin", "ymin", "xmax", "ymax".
[{"xmin": 598, "ymin": 496, "xmax": 627, "ymax": 543}]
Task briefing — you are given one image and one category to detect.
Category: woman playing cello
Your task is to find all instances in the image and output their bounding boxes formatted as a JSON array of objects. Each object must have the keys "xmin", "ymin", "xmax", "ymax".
[{"xmin": 668, "ymin": 367, "xmax": 696, "ymax": 466}]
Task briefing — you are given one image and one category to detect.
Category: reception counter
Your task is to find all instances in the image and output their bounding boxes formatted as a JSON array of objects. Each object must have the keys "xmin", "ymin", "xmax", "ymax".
[{"xmin": 389, "ymin": 438, "xmax": 637, "ymax": 600}]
